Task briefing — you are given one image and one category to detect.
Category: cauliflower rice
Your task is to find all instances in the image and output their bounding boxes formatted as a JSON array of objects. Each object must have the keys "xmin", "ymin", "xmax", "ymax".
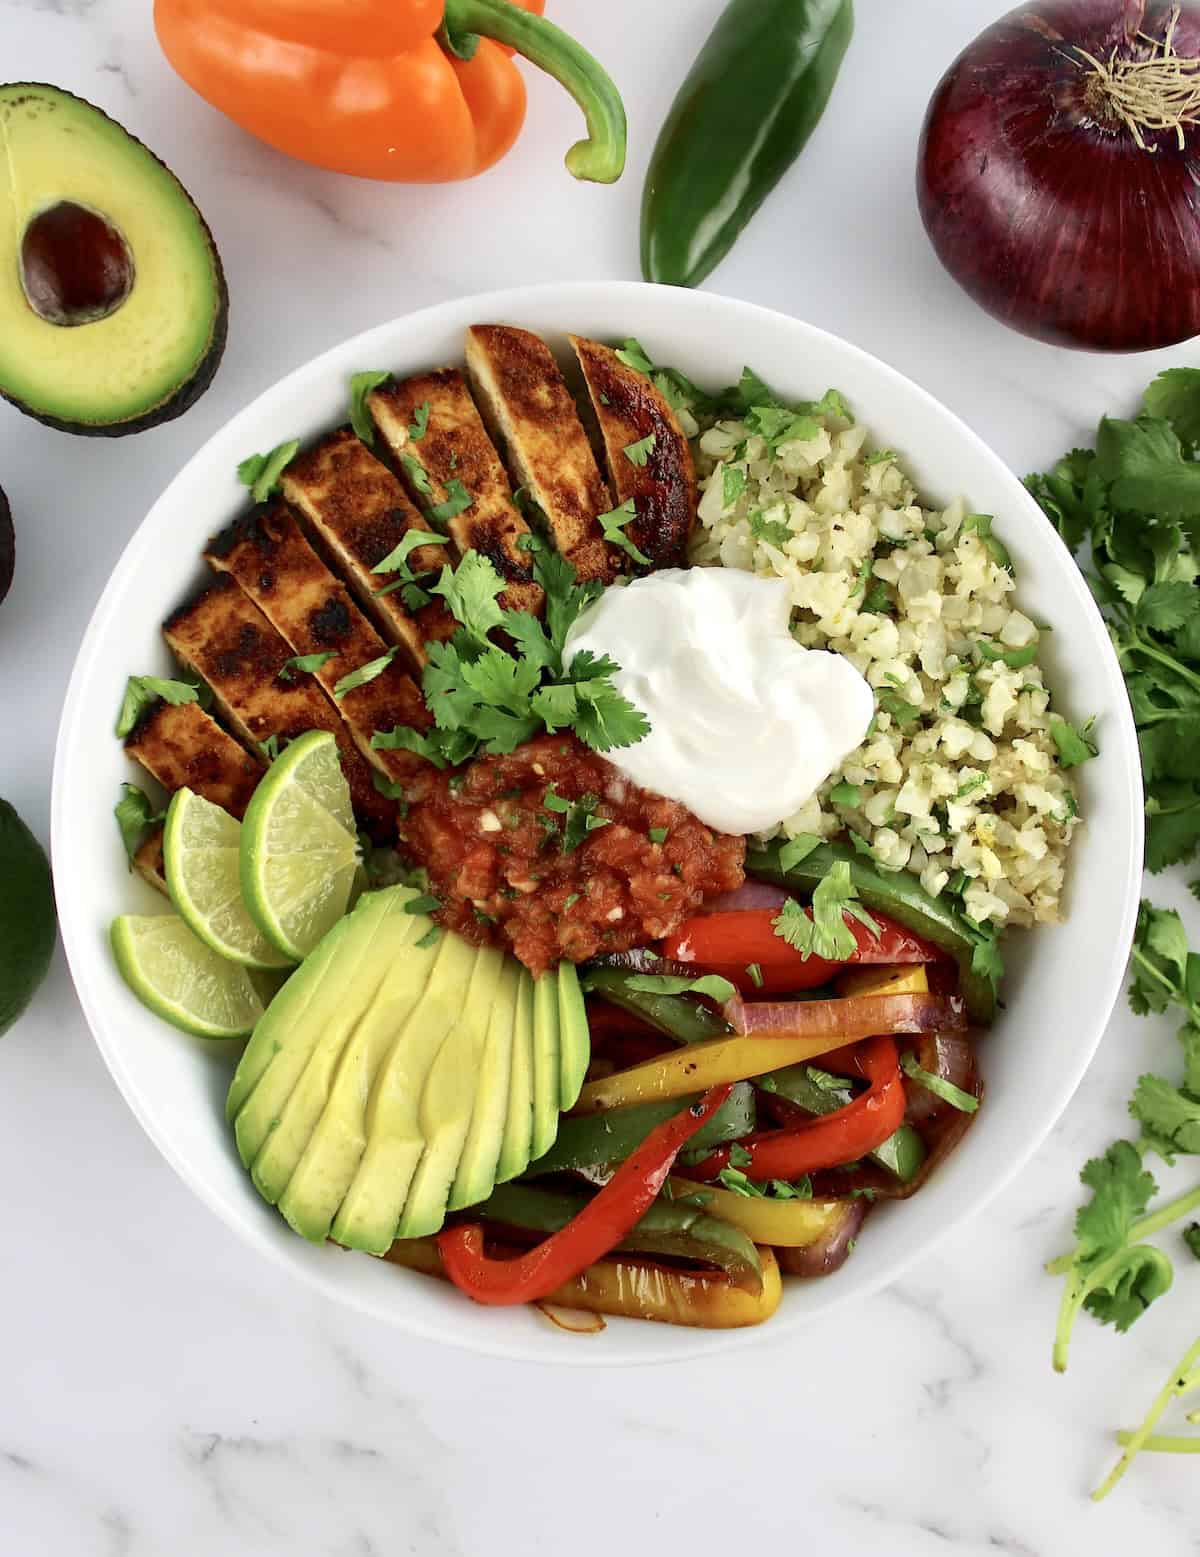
[{"xmin": 685, "ymin": 392, "xmax": 1080, "ymax": 930}]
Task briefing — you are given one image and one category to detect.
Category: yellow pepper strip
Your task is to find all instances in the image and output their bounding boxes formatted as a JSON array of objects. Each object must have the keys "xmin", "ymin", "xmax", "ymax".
[
  {"xmin": 834, "ymin": 963, "xmax": 929, "ymax": 999},
  {"xmin": 571, "ymin": 1033, "xmax": 849, "ymax": 1116},
  {"xmin": 667, "ymin": 1176, "xmax": 849, "ymax": 1247},
  {"xmin": 383, "ymin": 1236, "xmax": 782, "ymax": 1328}
]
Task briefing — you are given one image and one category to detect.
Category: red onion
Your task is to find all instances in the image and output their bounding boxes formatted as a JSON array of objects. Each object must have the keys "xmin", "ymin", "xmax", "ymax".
[
  {"xmin": 903, "ymin": 1034, "xmax": 977, "ymax": 1127},
  {"xmin": 722, "ymin": 989, "xmax": 967, "ymax": 1040},
  {"xmin": 918, "ymin": 1, "xmax": 1200, "ymax": 350},
  {"xmin": 701, "ymin": 881, "xmax": 793, "ymax": 914},
  {"xmin": 775, "ymin": 1200, "xmax": 869, "ymax": 1278}
]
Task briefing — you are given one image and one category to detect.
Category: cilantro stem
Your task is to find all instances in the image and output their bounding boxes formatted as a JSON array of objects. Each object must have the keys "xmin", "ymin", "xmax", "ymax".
[
  {"xmin": 1093, "ymin": 1335, "xmax": 1200, "ymax": 1500},
  {"xmin": 1052, "ymin": 1247, "xmax": 1136, "ymax": 1373},
  {"xmin": 1128, "ymin": 631, "xmax": 1200, "ymax": 699},
  {"xmin": 1045, "ymin": 1182, "xmax": 1200, "ymax": 1275},
  {"xmin": 1115, "ymin": 1431, "xmax": 1200, "ymax": 1452}
]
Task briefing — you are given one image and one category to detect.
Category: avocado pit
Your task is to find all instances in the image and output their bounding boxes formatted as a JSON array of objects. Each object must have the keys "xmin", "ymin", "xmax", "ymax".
[{"xmin": 20, "ymin": 200, "xmax": 135, "ymax": 326}]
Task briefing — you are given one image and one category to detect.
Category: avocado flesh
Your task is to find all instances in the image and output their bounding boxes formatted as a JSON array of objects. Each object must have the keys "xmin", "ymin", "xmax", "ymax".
[
  {"xmin": 228, "ymin": 889, "xmax": 399, "ymax": 1164},
  {"xmin": 0, "ymin": 84, "xmax": 226, "ymax": 434},
  {"xmin": 446, "ymin": 957, "xmax": 521, "ymax": 1213},
  {"xmin": 530, "ymin": 971, "xmax": 563, "ymax": 1161},
  {"xmin": 276, "ymin": 914, "xmax": 439, "ymax": 1242},
  {"xmin": 331, "ymin": 931, "xmax": 481, "ymax": 1255},
  {"xmin": 250, "ymin": 911, "xmax": 424, "ymax": 1210},
  {"xmin": 556, "ymin": 961, "xmax": 590, "ymax": 1112},
  {"xmin": 495, "ymin": 970, "xmax": 536, "ymax": 1184},
  {"xmin": 395, "ymin": 945, "xmax": 508, "ymax": 1239}
]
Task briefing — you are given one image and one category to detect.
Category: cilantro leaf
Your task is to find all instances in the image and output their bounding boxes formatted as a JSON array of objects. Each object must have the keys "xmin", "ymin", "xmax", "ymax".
[
  {"xmin": 333, "ymin": 646, "xmax": 399, "ymax": 700},
  {"xmin": 571, "ymin": 679, "xmax": 651, "ymax": 753},
  {"xmin": 371, "ymin": 529, "xmax": 446, "ymax": 581},
  {"xmin": 114, "ymin": 783, "xmax": 165, "ymax": 861},
  {"xmin": 1144, "ymin": 367, "xmax": 1200, "ymax": 447},
  {"xmin": 748, "ymin": 509, "xmax": 792, "ymax": 547},
  {"xmin": 371, "ymin": 722, "xmax": 474, "ymax": 771},
  {"xmin": 542, "ymin": 788, "xmax": 610, "ymax": 854},
  {"xmin": 428, "ymin": 478, "xmax": 473, "ymax": 526},
  {"xmin": 772, "ymin": 861, "xmax": 880, "ymax": 961},
  {"xmin": 237, "ymin": 439, "xmax": 299, "ymax": 505},
  {"xmin": 828, "ymin": 780, "xmax": 861, "ymax": 807},
  {"xmin": 1095, "ymin": 415, "xmax": 1200, "ymax": 520},
  {"xmin": 624, "ymin": 434, "xmax": 656, "ymax": 467},
  {"xmin": 615, "ymin": 338, "xmax": 654, "ymax": 374},
  {"xmin": 722, "ymin": 464, "xmax": 746, "ymax": 508},
  {"xmin": 502, "ymin": 610, "xmax": 560, "ymax": 678},
  {"xmin": 401, "ymin": 454, "xmax": 433, "ymax": 499},
  {"xmin": 1074, "ymin": 1141, "xmax": 1158, "ymax": 1265},
  {"xmin": 597, "ymin": 499, "xmax": 651, "ymax": 566},
  {"xmin": 900, "ymin": 1051, "xmax": 978, "ymax": 1112},
  {"xmin": 349, "ymin": 371, "xmax": 389, "ymax": 444},
  {"xmin": 115, "ymin": 674, "xmax": 202, "ymax": 739},
  {"xmin": 279, "ymin": 650, "xmax": 337, "ymax": 681},
  {"xmin": 876, "ymin": 688, "xmax": 923, "ymax": 731},
  {"xmin": 623, "ymin": 973, "xmax": 736, "ymax": 1002},
  {"xmin": 407, "ymin": 400, "xmax": 430, "ymax": 442},
  {"xmin": 535, "ymin": 551, "xmax": 602, "ymax": 653},
  {"xmin": 1048, "ymin": 714, "xmax": 1098, "ymax": 768},
  {"xmin": 1130, "ymin": 1074, "xmax": 1200, "ymax": 1161},
  {"xmin": 431, "ymin": 552, "xmax": 506, "ymax": 646}
]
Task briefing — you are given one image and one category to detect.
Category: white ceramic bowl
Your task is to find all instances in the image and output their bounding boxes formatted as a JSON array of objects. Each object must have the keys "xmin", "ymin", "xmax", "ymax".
[{"xmin": 53, "ymin": 282, "xmax": 1143, "ymax": 1364}]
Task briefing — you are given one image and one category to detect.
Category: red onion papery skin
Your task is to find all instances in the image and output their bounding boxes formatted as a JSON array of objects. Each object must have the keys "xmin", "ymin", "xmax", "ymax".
[{"xmin": 917, "ymin": 0, "xmax": 1200, "ymax": 351}]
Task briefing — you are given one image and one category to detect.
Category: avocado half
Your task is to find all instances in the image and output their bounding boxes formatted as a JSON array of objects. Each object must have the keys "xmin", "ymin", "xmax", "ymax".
[{"xmin": 0, "ymin": 84, "xmax": 228, "ymax": 436}]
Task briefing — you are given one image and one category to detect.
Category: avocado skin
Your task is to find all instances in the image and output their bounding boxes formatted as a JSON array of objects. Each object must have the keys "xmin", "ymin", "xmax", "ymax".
[
  {"xmin": 0, "ymin": 486, "xmax": 12, "ymax": 604},
  {"xmin": 0, "ymin": 84, "xmax": 228, "ymax": 438}
]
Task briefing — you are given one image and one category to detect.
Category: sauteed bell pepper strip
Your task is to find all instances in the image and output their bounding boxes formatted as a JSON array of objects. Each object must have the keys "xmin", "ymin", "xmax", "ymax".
[
  {"xmin": 387, "ymin": 1235, "xmax": 784, "ymax": 1328},
  {"xmin": 154, "ymin": 0, "xmax": 627, "ymax": 184},
  {"xmin": 663, "ymin": 908, "xmax": 943, "ymax": 996},
  {"xmin": 473, "ymin": 1182, "xmax": 764, "ymax": 1293},
  {"xmin": 762, "ymin": 1060, "xmax": 926, "ymax": 1182},
  {"xmin": 583, "ymin": 965, "xmax": 730, "ymax": 1044},
  {"xmin": 665, "ymin": 1177, "xmax": 855, "ymax": 1248},
  {"xmin": 688, "ymin": 1036, "xmax": 905, "ymax": 1182},
  {"xmin": 438, "ymin": 1087, "xmax": 732, "ymax": 1305},
  {"xmin": 746, "ymin": 840, "xmax": 997, "ymax": 1023},
  {"xmin": 572, "ymin": 1032, "xmax": 850, "ymax": 1115}
]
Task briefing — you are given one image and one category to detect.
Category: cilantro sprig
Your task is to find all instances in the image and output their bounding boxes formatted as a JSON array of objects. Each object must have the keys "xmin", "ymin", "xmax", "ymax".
[
  {"xmin": 1026, "ymin": 372, "xmax": 1200, "ymax": 870},
  {"xmin": 771, "ymin": 860, "xmax": 880, "ymax": 961},
  {"xmin": 237, "ymin": 439, "xmax": 299, "ymax": 504},
  {"xmin": 114, "ymin": 783, "xmax": 165, "ymax": 861},
  {"xmin": 372, "ymin": 550, "xmax": 648, "ymax": 766},
  {"xmin": 115, "ymin": 673, "xmax": 209, "ymax": 739}
]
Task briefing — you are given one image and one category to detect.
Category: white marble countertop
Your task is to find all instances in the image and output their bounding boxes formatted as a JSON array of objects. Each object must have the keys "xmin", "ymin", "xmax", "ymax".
[{"xmin": 4, "ymin": 0, "xmax": 1200, "ymax": 1550}]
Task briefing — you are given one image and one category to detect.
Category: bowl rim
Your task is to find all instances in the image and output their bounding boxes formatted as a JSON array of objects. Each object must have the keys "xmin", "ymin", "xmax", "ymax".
[{"xmin": 51, "ymin": 280, "xmax": 1145, "ymax": 1365}]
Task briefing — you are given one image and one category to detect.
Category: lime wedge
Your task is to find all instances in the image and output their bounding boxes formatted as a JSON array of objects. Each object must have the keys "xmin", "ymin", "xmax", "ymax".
[
  {"xmin": 111, "ymin": 913, "xmax": 266, "ymax": 1039},
  {"xmin": 163, "ymin": 789, "xmax": 294, "ymax": 971},
  {"xmin": 239, "ymin": 730, "xmax": 359, "ymax": 961}
]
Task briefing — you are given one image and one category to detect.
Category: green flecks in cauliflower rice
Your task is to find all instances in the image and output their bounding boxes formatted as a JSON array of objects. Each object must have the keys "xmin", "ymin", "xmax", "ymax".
[{"xmin": 688, "ymin": 396, "xmax": 1081, "ymax": 931}]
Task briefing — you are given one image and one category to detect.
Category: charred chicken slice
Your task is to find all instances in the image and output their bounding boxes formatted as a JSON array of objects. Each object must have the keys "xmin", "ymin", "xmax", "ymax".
[
  {"xmin": 205, "ymin": 503, "xmax": 432, "ymax": 793},
  {"xmin": 280, "ymin": 426, "xmax": 455, "ymax": 670},
  {"xmin": 368, "ymin": 368, "xmax": 543, "ymax": 615},
  {"xmin": 464, "ymin": 324, "xmax": 619, "ymax": 584},
  {"xmin": 163, "ymin": 576, "xmax": 397, "ymax": 839},
  {"xmin": 570, "ymin": 335, "xmax": 697, "ymax": 570}
]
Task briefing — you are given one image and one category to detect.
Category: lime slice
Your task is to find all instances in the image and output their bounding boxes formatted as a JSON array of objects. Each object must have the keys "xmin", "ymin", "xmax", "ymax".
[
  {"xmin": 163, "ymin": 789, "xmax": 294, "ymax": 971},
  {"xmin": 0, "ymin": 798, "xmax": 56, "ymax": 1037},
  {"xmin": 111, "ymin": 913, "xmax": 266, "ymax": 1039},
  {"xmin": 239, "ymin": 730, "xmax": 359, "ymax": 961}
]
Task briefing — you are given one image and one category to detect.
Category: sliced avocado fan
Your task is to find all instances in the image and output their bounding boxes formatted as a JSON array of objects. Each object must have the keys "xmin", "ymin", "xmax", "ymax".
[{"xmin": 0, "ymin": 83, "xmax": 226, "ymax": 435}]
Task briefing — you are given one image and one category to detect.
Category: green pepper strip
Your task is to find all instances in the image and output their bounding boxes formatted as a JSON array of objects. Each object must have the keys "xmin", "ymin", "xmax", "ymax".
[
  {"xmin": 527, "ymin": 1083, "xmax": 757, "ymax": 1179},
  {"xmin": 443, "ymin": 0, "xmax": 627, "ymax": 183},
  {"xmin": 583, "ymin": 965, "xmax": 731, "ymax": 1044},
  {"xmin": 745, "ymin": 841, "xmax": 997, "ymax": 1025},
  {"xmin": 762, "ymin": 1063, "xmax": 926, "ymax": 1182},
  {"xmin": 473, "ymin": 1182, "xmax": 763, "ymax": 1293}
]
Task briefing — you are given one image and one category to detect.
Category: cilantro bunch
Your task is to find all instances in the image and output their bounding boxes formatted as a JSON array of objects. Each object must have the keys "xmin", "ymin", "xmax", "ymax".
[
  {"xmin": 372, "ymin": 548, "xmax": 649, "ymax": 770},
  {"xmin": 1026, "ymin": 370, "xmax": 1200, "ymax": 871}
]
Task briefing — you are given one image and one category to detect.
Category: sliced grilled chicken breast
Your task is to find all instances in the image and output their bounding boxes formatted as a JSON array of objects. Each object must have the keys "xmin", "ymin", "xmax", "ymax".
[
  {"xmin": 368, "ymin": 369, "xmax": 543, "ymax": 615},
  {"xmin": 464, "ymin": 324, "xmax": 619, "ymax": 584},
  {"xmin": 123, "ymin": 699, "xmax": 264, "ymax": 893},
  {"xmin": 281, "ymin": 427, "xmax": 455, "ymax": 670},
  {"xmin": 205, "ymin": 504, "xmax": 432, "ymax": 793},
  {"xmin": 569, "ymin": 335, "xmax": 697, "ymax": 570},
  {"xmin": 163, "ymin": 576, "xmax": 397, "ymax": 839}
]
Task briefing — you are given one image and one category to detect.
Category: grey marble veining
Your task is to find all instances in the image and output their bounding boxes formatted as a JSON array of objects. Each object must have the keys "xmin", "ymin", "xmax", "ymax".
[{"xmin": 3, "ymin": 0, "xmax": 1200, "ymax": 1552}]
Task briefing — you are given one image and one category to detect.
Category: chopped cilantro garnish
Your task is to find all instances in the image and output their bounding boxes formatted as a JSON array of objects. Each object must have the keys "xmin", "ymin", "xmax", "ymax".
[
  {"xmin": 404, "ymin": 893, "xmax": 442, "ymax": 916},
  {"xmin": 401, "ymin": 454, "xmax": 433, "ymax": 499},
  {"xmin": 615, "ymin": 338, "xmax": 654, "ymax": 374},
  {"xmin": 955, "ymin": 772, "xmax": 988, "ymax": 800},
  {"xmin": 772, "ymin": 861, "xmax": 880, "ymax": 961},
  {"xmin": 333, "ymin": 647, "xmax": 400, "ymax": 700},
  {"xmin": 624, "ymin": 434, "xmax": 656, "ymax": 467},
  {"xmin": 828, "ymin": 780, "xmax": 862, "ymax": 808},
  {"xmin": 279, "ymin": 650, "xmax": 338, "ymax": 681},
  {"xmin": 348, "ymin": 371, "xmax": 389, "ymax": 444},
  {"xmin": 876, "ymin": 688, "xmax": 922, "ymax": 731},
  {"xmin": 407, "ymin": 401, "xmax": 430, "ymax": 441},
  {"xmin": 624, "ymin": 973, "xmax": 736, "ymax": 1002},
  {"xmin": 976, "ymin": 639, "xmax": 1039, "ymax": 670},
  {"xmin": 414, "ymin": 925, "xmax": 441, "ymax": 949},
  {"xmin": 900, "ymin": 1052, "xmax": 978, "ymax": 1113},
  {"xmin": 237, "ymin": 439, "xmax": 299, "ymax": 505},
  {"xmin": 114, "ymin": 783, "xmax": 165, "ymax": 861},
  {"xmin": 1049, "ymin": 715, "xmax": 1098, "ymax": 769},
  {"xmin": 372, "ymin": 529, "xmax": 446, "ymax": 585},
  {"xmin": 722, "ymin": 464, "xmax": 746, "ymax": 509},
  {"xmin": 259, "ymin": 733, "xmax": 286, "ymax": 763},
  {"xmin": 648, "ymin": 826, "xmax": 669, "ymax": 844},
  {"xmin": 748, "ymin": 509, "xmax": 792, "ymax": 547},
  {"xmin": 115, "ymin": 674, "xmax": 205, "ymax": 739},
  {"xmin": 597, "ymin": 499, "xmax": 651, "ymax": 566},
  {"xmin": 746, "ymin": 962, "xmax": 764, "ymax": 989},
  {"xmin": 428, "ymin": 478, "xmax": 473, "ymax": 526}
]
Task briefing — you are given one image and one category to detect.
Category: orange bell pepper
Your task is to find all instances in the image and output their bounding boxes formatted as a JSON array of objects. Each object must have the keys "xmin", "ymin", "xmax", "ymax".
[{"xmin": 154, "ymin": 0, "xmax": 626, "ymax": 184}]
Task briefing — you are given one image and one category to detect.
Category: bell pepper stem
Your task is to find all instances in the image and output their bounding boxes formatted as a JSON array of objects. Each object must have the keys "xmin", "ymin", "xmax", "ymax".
[{"xmin": 442, "ymin": 0, "xmax": 626, "ymax": 182}]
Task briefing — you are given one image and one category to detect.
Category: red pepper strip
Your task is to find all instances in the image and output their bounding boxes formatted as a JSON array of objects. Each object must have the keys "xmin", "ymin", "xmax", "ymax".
[
  {"xmin": 663, "ymin": 908, "xmax": 944, "ymax": 995},
  {"xmin": 437, "ymin": 1085, "xmax": 734, "ymax": 1306},
  {"xmin": 687, "ymin": 1037, "xmax": 905, "ymax": 1182}
]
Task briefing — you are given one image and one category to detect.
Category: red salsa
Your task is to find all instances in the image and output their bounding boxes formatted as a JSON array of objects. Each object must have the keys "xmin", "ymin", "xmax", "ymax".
[{"xmin": 401, "ymin": 734, "xmax": 745, "ymax": 975}]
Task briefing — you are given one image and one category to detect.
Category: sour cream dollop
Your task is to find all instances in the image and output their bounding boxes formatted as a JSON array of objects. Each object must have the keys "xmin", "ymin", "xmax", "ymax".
[{"xmin": 565, "ymin": 568, "xmax": 874, "ymax": 836}]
